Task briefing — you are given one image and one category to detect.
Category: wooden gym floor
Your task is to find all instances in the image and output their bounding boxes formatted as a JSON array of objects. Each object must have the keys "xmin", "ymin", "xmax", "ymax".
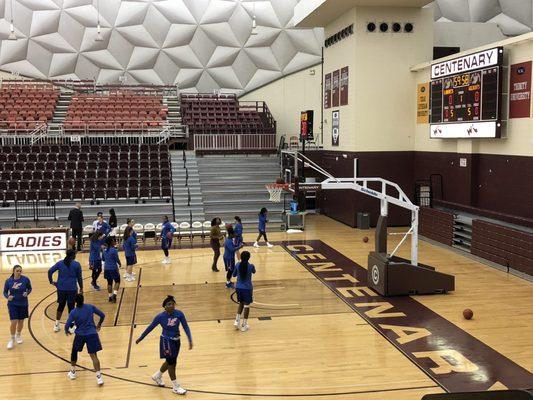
[{"xmin": 1, "ymin": 215, "xmax": 533, "ymax": 400}]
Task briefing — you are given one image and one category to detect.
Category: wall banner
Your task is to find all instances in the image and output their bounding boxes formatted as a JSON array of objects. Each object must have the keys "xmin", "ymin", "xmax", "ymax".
[
  {"xmin": 332, "ymin": 70, "xmax": 340, "ymax": 107},
  {"xmin": 417, "ymin": 82, "xmax": 430, "ymax": 124},
  {"xmin": 340, "ymin": 66, "xmax": 349, "ymax": 106},
  {"xmin": 509, "ymin": 61, "xmax": 532, "ymax": 119},
  {"xmin": 324, "ymin": 73, "xmax": 332, "ymax": 109},
  {"xmin": 332, "ymin": 110, "xmax": 340, "ymax": 146}
]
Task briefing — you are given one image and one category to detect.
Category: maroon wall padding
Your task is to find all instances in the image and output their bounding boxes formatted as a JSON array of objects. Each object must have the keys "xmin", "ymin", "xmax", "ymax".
[
  {"xmin": 471, "ymin": 220, "xmax": 533, "ymax": 276},
  {"xmin": 419, "ymin": 207, "xmax": 454, "ymax": 245}
]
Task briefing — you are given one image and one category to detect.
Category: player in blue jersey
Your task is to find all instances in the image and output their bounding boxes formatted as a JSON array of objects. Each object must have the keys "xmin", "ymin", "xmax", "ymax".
[
  {"xmin": 232, "ymin": 251, "xmax": 256, "ymax": 332},
  {"xmin": 65, "ymin": 293, "xmax": 105, "ymax": 386},
  {"xmin": 3, "ymin": 265, "xmax": 32, "ymax": 349},
  {"xmin": 223, "ymin": 226, "xmax": 242, "ymax": 288},
  {"xmin": 123, "ymin": 226, "xmax": 138, "ymax": 282},
  {"xmin": 93, "ymin": 212, "xmax": 112, "ymax": 236},
  {"xmin": 234, "ymin": 216, "xmax": 244, "ymax": 260},
  {"xmin": 136, "ymin": 295, "xmax": 193, "ymax": 395},
  {"xmin": 161, "ymin": 215, "xmax": 175, "ymax": 264},
  {"xmin": 103, "ymin": 237, "xmax": 121, "ymax": 303},
  {"xmin": 48, "ymin": 249, "xmax": 83, "ymax": 333},
  {"xmin": 89, "ymin": 230, "xmax": 106, "ymax": 291},
  {"xmin": 253, "ymin": 207, "xmax": 273, "ymax": 248}
]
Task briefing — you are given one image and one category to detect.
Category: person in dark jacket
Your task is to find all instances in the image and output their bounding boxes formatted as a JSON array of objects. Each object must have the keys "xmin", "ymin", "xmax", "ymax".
[
  {"xmin": 68, "ymin": 203, "xmax": 84, "ymax": 251},
  {"xmin": 109, "ymin": 209, "xmax": 118, "ymax": 237}
]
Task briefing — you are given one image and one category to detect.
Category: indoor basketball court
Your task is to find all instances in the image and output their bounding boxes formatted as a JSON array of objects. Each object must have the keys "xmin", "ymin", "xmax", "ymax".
[{"xmin": 1, "ymin": 1, "xmax": 532, "ymax": 400}]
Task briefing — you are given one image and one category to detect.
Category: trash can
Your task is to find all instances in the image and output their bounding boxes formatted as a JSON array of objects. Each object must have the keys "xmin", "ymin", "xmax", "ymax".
[
  {"xmin": 357, "ymin": 212, "xmax": 370, "ymax": 229},
  {"xmin": 290, "ymin": 200, "xmax": 298, "ymax": 214}
]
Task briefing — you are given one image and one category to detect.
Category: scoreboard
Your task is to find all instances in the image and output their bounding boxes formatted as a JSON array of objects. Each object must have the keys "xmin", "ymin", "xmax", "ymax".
[{"xmin": 430, "ymin": 47, "xmax": 503, "ymax": 138}]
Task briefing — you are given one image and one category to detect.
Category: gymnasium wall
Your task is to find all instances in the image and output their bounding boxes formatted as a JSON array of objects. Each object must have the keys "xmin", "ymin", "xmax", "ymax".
[{"xmin": 239, "ymin": 65, "xmax": 322, "ymax": 142}]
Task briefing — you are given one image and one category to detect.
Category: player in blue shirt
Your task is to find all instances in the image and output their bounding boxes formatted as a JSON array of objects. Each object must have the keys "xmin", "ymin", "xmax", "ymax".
[
  {"xmin": 93, "ymin": 213, "xmax": 112, "ymax": 236},
  {"xmin": 223, "ymin": 226, "xmax": 242, "ymax": 288},
  {"xmin": 103, "ymin": 237, "xmax": 121, "ymax": 303},
  {"xmin": 232, "ymin": 251, "xmax": 256, "ymax": 332},
  {"xmin": 48, "ymin": 249, "xmax": 83, "ymax": 333},
  {"xmin": 253, "ymin": 207, "xmax": 273, "ymax": 248},
  {"xmin": 161, "ymin": 215, "xmax": 175, "ymax": 264},
  {"xmin": 65, "ymin": 293, "xmax": 105, "ymax": 386},
  {"xmin": 136, "ymin": 295, "xmax": 193, "ymax": 395},
  {"xmin": 234, "ymin": 216, "xmax": 244, "ymax": 260},
  {"xmin": 123, "ymin": 226, "xmax": 138, "ymax": 282},
  {"xmin": 3, "ymin": 265, "xmax": 32, "ymax": 349},
  {"xmin": 89, "ymin": 230, "xmax": 106, "ymax": 291}
]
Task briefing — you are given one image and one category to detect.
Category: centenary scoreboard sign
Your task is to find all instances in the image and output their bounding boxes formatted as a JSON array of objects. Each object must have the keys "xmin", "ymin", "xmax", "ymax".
[{"xmin": 429, "ymin": 47, "xmax": 503, "ymax": 139}]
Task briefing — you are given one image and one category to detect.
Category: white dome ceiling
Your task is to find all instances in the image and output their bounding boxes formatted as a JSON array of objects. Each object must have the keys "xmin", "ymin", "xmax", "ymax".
[
  {"xmin": 0, "ymin": 0, "xmax": 323, "ymax": 94},
  {"xmin": 432, "ymin": 0, "xmax": 533, "ymax": 36}
]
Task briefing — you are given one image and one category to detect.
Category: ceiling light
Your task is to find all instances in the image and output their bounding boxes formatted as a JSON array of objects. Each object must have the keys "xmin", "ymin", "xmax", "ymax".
[
  {"xmin": 251, "ymin": 2, "xmax": 258, "ymax": 36},
  {"xmin": 8, "ymin": 22, "xmax": 16, "ymax": 40},
  {"xmin": 95, "ymin": 23, "xmax": 103, "ymax": 42}
]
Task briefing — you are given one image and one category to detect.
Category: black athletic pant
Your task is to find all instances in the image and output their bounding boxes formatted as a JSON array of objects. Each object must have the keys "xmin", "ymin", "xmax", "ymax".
[
  {"xmin": 71, "ymin": 228, "xmax": 83, "ymax": 251},
  {"xmin": 211, "ymin": 239, "xmax": 220, "ymax": 269},
  {"xmin": 91, "ymin": 265, "xmax": 102, "ymax": 285},
  {"xmin": 256, "ymin": 231, "xmax": 268, "ymax": 242}
]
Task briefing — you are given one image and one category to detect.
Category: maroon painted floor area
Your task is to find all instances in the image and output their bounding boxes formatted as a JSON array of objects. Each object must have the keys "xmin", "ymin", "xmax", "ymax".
[{"xmin": 281, "ymin": 240, "xmax": 533, "ymax": 393}]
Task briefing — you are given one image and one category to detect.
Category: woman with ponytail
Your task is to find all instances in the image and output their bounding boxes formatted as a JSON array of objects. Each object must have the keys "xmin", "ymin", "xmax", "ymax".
[
  {"xmin": 3, "ymin": 265, "xmax": 32, "ymax": 349},
  {"xmin": 65, "ymin": 293, "xmax": 105, "ymax": 386},
  {"xmin": 232, "ymin": 251, "xmax": 256, "ymax": 332},
  {"xmin": 48, "ymin": 249, "xmax": 83, "ymax": 333},
  {"xmin": 135, "ymin": 295, "xmax": 193, "ymax": 395}
]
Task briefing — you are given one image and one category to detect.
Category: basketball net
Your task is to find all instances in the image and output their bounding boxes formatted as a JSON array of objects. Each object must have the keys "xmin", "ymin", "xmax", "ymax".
[{"xmin": 265, "ymin": 184, "xmax": 288, "ymax": 203}]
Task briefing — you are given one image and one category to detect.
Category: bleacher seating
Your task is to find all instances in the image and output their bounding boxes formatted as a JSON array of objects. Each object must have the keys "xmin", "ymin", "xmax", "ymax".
[
  {"xmin": 64, "ymin": 92, "xmax": 168, "ymax": 132},
  {"xmin": 0, "ymin": 83, "xmax": 58, "ymax": 131},
  {"xmin": 0, "ymin": 144, "xmax": 172, "ymax": 202},
  {"xmin": 180, "ymin": 93, "xmax": 275, "ymax": 135}
]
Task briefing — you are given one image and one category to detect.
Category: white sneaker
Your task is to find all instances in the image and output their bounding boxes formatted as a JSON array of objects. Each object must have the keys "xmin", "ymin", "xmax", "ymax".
[
  {"xmin": 253, "ymin": 242, "xmax": 259, "ymax": 248},
  {"xmin": 233, "ymin": 319, "xmax": 240, "ymax": 330},
  {"xmin": 172, "ymin": 385, "xmax": 187, "ymax": 395},
  {"xmin": 151, "ymin": 373, "xmax": 165, "ymax": 387},
  {"xmin": 68, "ymin": 325, "xmax": 76, "ymax": 334},
  {"xmin": 54, "ymin": 322, "xmax": 60, "ymax": 332},
  {"xmin": 15, "ymin": 334, "xmax": 23, "ymax": 344},
  {"xmin": 240, "ymin": 324, "xmax": 249, "ymax": 332},
  {"xmin": 267, "ymin": 242, "xmax": 274, "ymax": 248},
  {"xmin": 96, "ymin": 374, "xmax": 104, "ymax": 386},
  {"xmin": 7, "ymin": 339, "xmax": 13, "ymax": 350},
  {"xmin": 123, "ymin": 273, "xmax": 128, "ymax": 278},
  {"xmin": 67, "ymin": 370, "xmax": 77, "ymax": 380}
]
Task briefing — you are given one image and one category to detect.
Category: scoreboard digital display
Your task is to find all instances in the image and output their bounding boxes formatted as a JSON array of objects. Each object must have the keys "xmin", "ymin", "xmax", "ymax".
[{"xmin": 430, "ymin": 47, "xmax": 503, "ymax": 138}]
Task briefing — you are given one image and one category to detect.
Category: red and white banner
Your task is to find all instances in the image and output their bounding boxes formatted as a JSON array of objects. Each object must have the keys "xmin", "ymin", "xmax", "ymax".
[
  {"xmin": 509, "ymin": 61, "xmax": 532, "ymax": 119},
  {"xmin": 0, "ymin": 232, "xmax": 67, "ymax": 252}
]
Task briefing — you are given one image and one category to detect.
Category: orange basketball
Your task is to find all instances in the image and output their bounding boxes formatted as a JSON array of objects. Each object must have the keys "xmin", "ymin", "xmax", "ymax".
[
  {"xmin": 362, "ymin": 236, "xmax": 369, "ymax": 243},
  {"xmin": 68, "ymin": 237, "xmax": 76, "ymax": 247},
  {"xmin": 463, "ymin": 309, "xmax": 473, "ymax": 320},
  {"xmin": 166, "ymin": 231, "xmax": 173, "ymax": 240},
  {"xmin": 276, "ymin": 177, "xmax": 285, "ymax": 184}
]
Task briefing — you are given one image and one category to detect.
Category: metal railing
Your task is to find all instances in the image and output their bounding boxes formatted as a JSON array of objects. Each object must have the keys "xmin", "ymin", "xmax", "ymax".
[{"xmin": 194, "ymin": 133, "xmax": 277, "ymax": 151}]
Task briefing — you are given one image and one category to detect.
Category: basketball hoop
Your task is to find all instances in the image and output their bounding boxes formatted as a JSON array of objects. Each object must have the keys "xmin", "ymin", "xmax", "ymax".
[{"xmin": 265, "ymin": 183, "xmax": 289, "ymax": 203}]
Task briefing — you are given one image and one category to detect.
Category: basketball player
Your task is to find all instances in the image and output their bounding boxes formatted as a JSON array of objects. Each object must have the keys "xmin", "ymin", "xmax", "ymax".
[
  {"xmin": 65, "ymin": 293, "xmax": 105, "ymax": 386},
  {"xmin": 89, "ymin": 231, "xmax": 106, "ymax": 291},
  {"xmin": 3, "ymin": 265, "xmax": 32, "ymax": 349},
  {"xmin": 93, "ymin": 212, "xmax": 112, "ymax": 236},
  {"xmin": 123, "ymin": 226, "xmax": 137, "ymax": 282},
  {"xmin": 233, "ymin": 251, "xmax": 255, "ymax": 332},
  {"xmin": 209, "ymin": 218, "xmax": 223, "ymax": 272},
  {"xmin": 254, "ymin": 207, "xmax": 273, "ymax": 247},
  {"xmin": 48, "ymin": 250, "xmax": 83, "ymax": 332},
  {"xmin": 234, "ymin": 216, "xmax": 244, "ymax": 260},
  {"xmin": 161, "ymin": 216, "xmax": 175, "ymax": 264},
  {"xmin": 223, "ymin": 226, "xmax": 242, "ymax": 288},
  {"xmin": 103, "ymin": 237, "xmax": 121, "ymax": 303},
  {"xmin": 135, "ymin": 295, "xmax": 192, "ymax": 395}
]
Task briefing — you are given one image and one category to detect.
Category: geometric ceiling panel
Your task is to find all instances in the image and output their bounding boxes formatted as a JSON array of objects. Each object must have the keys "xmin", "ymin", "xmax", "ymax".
[
  {"xmin": 431, "ymin": 0, "xmax": 533, "ymax": 36},
  {"xmin": 0, "ymin": 0, "xmax": 324, "ymax": 95}
]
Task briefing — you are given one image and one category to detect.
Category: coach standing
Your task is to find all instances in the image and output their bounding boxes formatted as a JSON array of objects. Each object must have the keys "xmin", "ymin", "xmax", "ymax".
[{"xmin": 68, "ymin": 203, "xmax": 84, "ymax": 251}]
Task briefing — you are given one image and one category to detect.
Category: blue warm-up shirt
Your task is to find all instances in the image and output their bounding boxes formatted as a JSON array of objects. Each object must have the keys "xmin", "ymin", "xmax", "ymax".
[
  {"xmin": 48, "ymin": 260, "xmax": 83, "ymax": 292},
  {"xmin": 65, "ymin": 304, "xmax": 105, "ymax": 336},
  {"xmin": 137, "ymin": 310, "xmax": 192, "ymax": 343},
  {"xmin": 103, "ymin": 247, "xmax": 121, "ymax": 270},
  {"xmin": 233, "ymin": 262, "xmax": 256, "ymax": 290},
  {"xmin": 234, "ymin": 223, "xmax": 243, "ymax": 244},
  {"xmin": 258, "ymin": 213, "xmax": 267, "ymax": 232},
  {"xmin": 161, "ymin": 221, "xmax": 175, "ymax": 239},
  {"xmin": 3, "ymin": 276, "xmax": 32, "ymax": 307},
  {"xmin": 89, "ymin": 239, "xmax": 106, "ymax": 263},
  {"xmin": 95, "ymin": 221, "xmax": 112, "ymax": 236},
  {"xmin": 123, "ymin": 236, "xmax": 137, "ymax": 257},
  {"xmin": 223, "ymin": 237, "xmax": 240, "ymax": 261}
]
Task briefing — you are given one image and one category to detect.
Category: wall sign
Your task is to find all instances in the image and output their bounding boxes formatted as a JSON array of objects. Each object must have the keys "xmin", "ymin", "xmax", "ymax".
[
  {"xmin": 324, "ymin": 73, "xmax": 332, "ymax": 109},
  {"xmin": 0, "ymin": 232, "xmax": 67, "ymax": 252},
  {"xmin": 332, "ymin": 70, "xmax": 340, "ymax": 107},
  {"xmin": 2, "ymin": 251, "xmax": 65, "ymax": 270},
  {"xmin": 340, "ymin": 66, "xmax": 349, "ymax": 106},
  {"xmin": 509, "ymin": 61, "xmax": 532, "ymax": 119},
  {"xmin": 417, "ymin": 82, "xmax": 429, "ymax": 124},
  {"xmin": 332, "ymin": 110, "xmax": 340, "ymax": 146}
]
